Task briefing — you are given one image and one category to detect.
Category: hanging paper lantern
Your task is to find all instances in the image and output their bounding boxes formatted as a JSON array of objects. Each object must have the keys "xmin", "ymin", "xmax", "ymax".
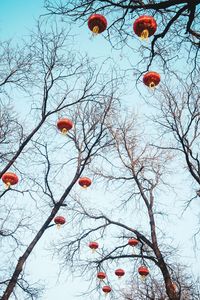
[
  {"xmin": 97, "ymin": 272, "xmax": 106, "ymax": 280},
  {"xmin": 143, "ymin": 71, "xmax": 161, "ymax": 89},
  {"xmin": 115, "ymin": 268, "xmax": 125, "ymax": 278},
  {"xmin": 78, "ymin": 177, "xmax": 92, "ymax": 189},
  {"xmin": 89, "ymin": 241, "xmax": 99, "ymax": 252},
  {"xmin": 133, "ymin": 15, "xmax": 157, "ymax": 40},
  {"xmin": 102, "ymin": 285, "xmax": 111, "ymax": 294},
  {"xmin": 128, "ymin": 238, "xmax": 139, "ymax": 247},
  {"xmin": 88, "ymin": 14, "xmax": 107, "ymax": 35},
  {"xmin": 138, "ymin": 266, "xmax": 149, "ymax": 279},
  {"xmin": 172, "ymin": 282, "xmax": 177, "ymax": 291},
  {"xmin": 2, "ymin": 172, "xmax": 19, "ymax": 188},
  {"xmin": 54, "ymin": 216, "xmax": 66, "ymax": 229},
  {"xmin": 57, "ymin": 118, "xmax": 73, "ymax": 134}
]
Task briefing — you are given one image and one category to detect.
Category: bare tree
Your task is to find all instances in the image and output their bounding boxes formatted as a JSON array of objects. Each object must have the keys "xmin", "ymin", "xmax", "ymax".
[
  {"xmin": 150, "ymin": 76, "xmax": 200, "ymax": 204},
  {"xmin": 122, "ymin": 272, "xmax": 200, "ymax": 299},
  {"xmin": 0, "ymin": 20, "xmax": 123, "ymax": 299},
  {"xmin": 49, "ymin": 114, "xmax": 199, "ymax": 300},
  {"xmin": 44, "ymin": 0, "xmax": 200, "ymax": 71},
  {"xmin": 0, "ymin": 5, "xmax": 199, "ymax": 299}
]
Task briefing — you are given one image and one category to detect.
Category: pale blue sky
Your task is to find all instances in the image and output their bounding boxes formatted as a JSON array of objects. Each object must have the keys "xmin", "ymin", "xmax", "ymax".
[
  {"xmin": 0, "ymin": 1, "xmax": 44, "ymax": 38},
  {"xmin": 0, "ymin": 1, "xmax": 199, "ymax": 300}
]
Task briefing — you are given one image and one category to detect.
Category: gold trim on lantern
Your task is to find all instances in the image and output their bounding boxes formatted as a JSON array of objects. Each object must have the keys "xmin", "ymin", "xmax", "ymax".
[
  {"xmin": 92, "ymin": 25, "xmax": 99, "ymax": 35},
  {"xmin": 141, "ymin": 29, "xmax": 149, "ymax": 40}
]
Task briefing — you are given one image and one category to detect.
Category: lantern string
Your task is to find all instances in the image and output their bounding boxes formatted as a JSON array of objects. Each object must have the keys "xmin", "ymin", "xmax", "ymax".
[
  {"xmin": 140, "ymin": 275, "xmax": 146, "ymax": 281},
  {"xmin": 81, "ymin": 185, "xmax": 88, "ymax": 189},
  {"xmin": 56, "ymin": 224, "xmax": 61, "ymax": 229}
]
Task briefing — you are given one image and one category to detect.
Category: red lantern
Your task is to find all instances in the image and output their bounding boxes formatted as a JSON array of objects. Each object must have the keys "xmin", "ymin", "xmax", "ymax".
[
  {"xmin": 172, "ymin": 282, "xmax": 177, "ymax": 291},
  {"xmin": 2, "ymin": 172, "xmax": 19, "ymax": 188},
  {"xmin": 133, "ymin": 15, "xmax": 157, "ymax": 40},
  {"xmin": 97, "ymin": 272, "xmax": 106, "ymax": 280},
  {"xmin": 128, "ymin": 238, "xmax": 139, "ymax": 247},
  {"xmin": 138, "ymin": 266, "xmax": 149, "ymax": 279},
  {"xmin": 89, "ymin": 241, "xmax": 99, "ymax": 252},
  {"xmin": 143, "ymin": 71, "xmax": 161, "ymax": 89},
  {"xmin": 78, "ymin": 177, "xmax": 92, "ymax": 189},
  {"xmin": 88, "ymin": 14, "xmax": 107, "ymax": 35},
  {"xmin": 57, "ymin": 118, "xmax": 73, "ymax": 134},
  {"xmin": 102, "ymin": 285, "xmax": 111, "ymax": 294},
  {"xmin": 54, "ymin": 216, "xmax": 66, "ymax": 229},
  {"xmin": 115, "ymin": 268, "xmax": 125, "ymax": 278}
]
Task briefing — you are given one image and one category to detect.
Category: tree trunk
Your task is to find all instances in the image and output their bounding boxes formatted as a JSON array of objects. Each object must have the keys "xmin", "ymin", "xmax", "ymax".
[
  {"xmin": 149, "ymin": 209, "xmax": 180, "ymax": 300},
  {"xmin": 1, "ymin": 176, "xmax": 78, "ymax": 299}
]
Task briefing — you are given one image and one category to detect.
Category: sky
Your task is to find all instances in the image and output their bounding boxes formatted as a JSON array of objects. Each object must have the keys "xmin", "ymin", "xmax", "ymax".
[
  {"xmin": 0, "ymin": 3, "xmax": 87, "ymax": 299},
  {"xmin": 0, "ymin": 1, "xmax": 200, "ymax": 300},
  {"xmin": 0, "ymin": 1, "xmax": 44, "ymax": 38}
]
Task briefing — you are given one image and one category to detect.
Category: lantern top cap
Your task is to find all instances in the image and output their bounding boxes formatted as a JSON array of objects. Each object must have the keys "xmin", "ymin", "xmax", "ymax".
[{"xmin": 89, "ymin": 241, "xmax": 99, "ymax": 246}]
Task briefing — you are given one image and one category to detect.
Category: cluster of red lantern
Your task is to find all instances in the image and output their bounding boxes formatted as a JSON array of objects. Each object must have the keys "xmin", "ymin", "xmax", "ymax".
[
  {"xmin": 54, "ymin": 12, "xmax": 153, "ymax": 298},
  {"xmin": 89, "ymin": 236, "xmax": 149, "ymax": 295},
  {"xmin": 55, "ymin": 119, "xmax": 92, "ymax": 231},
  {"xmin": 96, "ymin": 266, "xmax": 149, "ymax": 295},
  {"xmin": 87, "ymin": 14, "xmax": 161, "ymax": 89},
  {"xmin": 87, "ymin": 14, "xmax": 157, "ymax": 40},
  {"xmin": 0, "ymin": 14, "xmax": 152, "ymax": 296},
  {"xmin": 96, "ymin": 268, "xmax": 125, "ymax": 295},
  {"xmin": 2, "ymin": 172, "xmax": 19, "ymax": 189},
  {"xmin": 90, "ymin": 241, "xmax": 111, "ymax": 295},
  {"xmin": 56, "ymin": 118, "xmax": 92, "ymax": 189},
  {"xmin": 54, "ymin": 118, "xmax": 92, "ymax": 229}
]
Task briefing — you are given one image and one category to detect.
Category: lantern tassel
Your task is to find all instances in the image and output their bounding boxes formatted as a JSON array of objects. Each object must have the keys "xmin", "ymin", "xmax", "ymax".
[
  {"xmin": 5, "ymin": 182, "xmax": 11, "ymax": 189},
  {"xmin": 140, "ymin": 275, "xmax": 146, "ymax": 281},
  {"xmin": 149, "ymin": 82, "xmax": 156, "ymax": 89},
  {"xmin": 61, "ymin": 128, "xmax": 68, "ymax": 135},
  {"xmin": 141, "ymin": 29, "xmax": 149, "ymax": 41},
  {"xmin": 81, "ymin": 185, "xmax": 88, "ymax": 190},
  {"xmin": 92, "ymin": 26, "xmax": 99, "ymax": 36}
]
